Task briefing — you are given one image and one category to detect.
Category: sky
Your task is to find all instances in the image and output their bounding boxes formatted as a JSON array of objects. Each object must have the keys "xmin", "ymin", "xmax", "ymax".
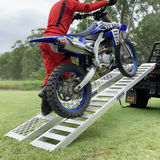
[{"xmin": 0, "ymin": 0, "xmax": 59, "ymax": 54}]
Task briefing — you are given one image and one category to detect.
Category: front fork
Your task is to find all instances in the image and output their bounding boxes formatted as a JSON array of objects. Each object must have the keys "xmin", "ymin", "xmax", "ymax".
[
  {"xmin": 74, "ymin": 65, "xmax": 97, "ymax": 92},
  {"xmin": 119, "ymin": 36, "xmax": 132, "ymax": 57}
]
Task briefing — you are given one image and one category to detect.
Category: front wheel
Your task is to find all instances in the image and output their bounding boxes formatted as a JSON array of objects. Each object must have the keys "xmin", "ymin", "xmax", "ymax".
[
  {"xmin": 115, "ymin": 39, "xmax": 138, "ymax": 77},
  {"xmin": 46, "ymin": 63, "xmax": 91, "ymax": 118}
]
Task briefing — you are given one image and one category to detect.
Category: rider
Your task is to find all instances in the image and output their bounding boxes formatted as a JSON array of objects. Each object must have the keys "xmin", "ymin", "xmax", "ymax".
[{"xmin": 39, "ymin": 0, "xmax": 117, "ymax": 116}]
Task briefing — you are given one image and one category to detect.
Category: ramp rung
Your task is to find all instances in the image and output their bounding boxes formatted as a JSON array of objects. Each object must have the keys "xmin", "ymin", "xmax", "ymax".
[
  {"xmin": 31, "ymin": 140, "xmax": 55, "ymax": 150},
  {"xmin": 119, "ymin": 80, "xmax": 132, "ymax": 83},
  {"xmin": 98, "ymin": 93, "xmax": 116, "ymax": 97},
  {"xmin": 44, "ymin": 132, "xmax": 66, "ymax": 141},
  {"xmin": 54, "ymin": 125, "xmax": 76, "ymax": 132},
  {"xmin": 124, "ymin": 76, "xmax": 136, "ymax": 79},
  {"xmin": 86, "ymin": 108, "xmax": 99, "ymax": 113},
  {"xmin": 64, "ymin": 119, "xmax": 85, "ymax": 125},
  {"xmin": 109, "ymin": 86, "xmax": 123, "ymax": 89},
  {"xmin": 137, "ymin": 69, "xmax": 146, "ymax": 72},
  {"xmin": 93, "ymin": 98, "xmax": 110, "ymax": 102},
  {"xmin": 135, "ymin": 73, "xmax": 142, "ymax": 75},
  {"xmin": 139, "ymin": 67, "xmax": 149, "ymax": 69},
  {"xmin": 90, "ymin": 102, "xmax": 104, "ymax": 107},
  {"xmin": 114, "ymin": 82, "xmax": 128, "ymax": 85},
  {"xmin": 120, "ymin": 77, "xmax": 133, "ymax": 80},
  {"xmin": 137, "ymin": 71, "xmax": 145, "ymax": 74},
  {"xmin": 114, "ymin": 84, "xmax": 127, "ymax": 87},
  {"xmin": 104, "ymin": 89, "xmax": 119, "ymax": 92},
  {"xmin": 81, "ymin": 114, "xmax": 93, "ymax": 119}
]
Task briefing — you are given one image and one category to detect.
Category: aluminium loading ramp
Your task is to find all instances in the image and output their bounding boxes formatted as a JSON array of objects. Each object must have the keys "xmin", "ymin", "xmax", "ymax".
[
  {"xmin": 30, "ymin": 63, "xmax": 156, "ymax": 151},
  {"xmin": 5, "ymin": 63, "xmax": 156, "ymax": 151},
  {"xmin": 5, "ymin": 67, "xmax": 123, "ymax": 141}
]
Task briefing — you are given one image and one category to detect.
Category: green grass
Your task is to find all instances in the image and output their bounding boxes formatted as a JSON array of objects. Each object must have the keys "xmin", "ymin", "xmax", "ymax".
[
  {"xmin": 1, "ymin": 90, "xmax": 160, "ymax": 159},
  {"xmin": 0, "ymin": 80, "xmax": 43, "ymax": 90}
]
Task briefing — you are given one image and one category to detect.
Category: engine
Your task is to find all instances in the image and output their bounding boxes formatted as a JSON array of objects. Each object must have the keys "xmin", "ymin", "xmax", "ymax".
[{"xmin": 99, "ymin": 53, "xmax": 111, "ymax": 64}]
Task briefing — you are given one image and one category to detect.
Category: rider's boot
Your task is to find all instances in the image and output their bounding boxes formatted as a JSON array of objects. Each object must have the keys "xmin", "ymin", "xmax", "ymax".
[
  {"xmin": 38, "ymin": 86, "xmax": 47, "ymax": 100},
  {"xmin": 41, "ymin": 99, "xmax": 53, "ymax": 116}
]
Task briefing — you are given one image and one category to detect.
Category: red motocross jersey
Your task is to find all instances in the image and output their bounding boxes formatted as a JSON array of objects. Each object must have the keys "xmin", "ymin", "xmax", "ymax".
[{"xmin": 43, "ymin": 0, "xmax": 107, "ymax": 35}]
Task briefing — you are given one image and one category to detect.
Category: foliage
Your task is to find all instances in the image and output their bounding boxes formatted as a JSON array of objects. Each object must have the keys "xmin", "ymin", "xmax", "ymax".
[
  {"xmin": 133, "ymin": 12, "xmax": 160, "ymax": 62},
  {"xmin": 115, "ymin": 0, "xmax": 160, "ymax": 62},
  {"xmin": 0, "ymin": 28, "xmax": 45, "ymax": 81},
  {"xmin": 21, "ymin": 47, "xmax": 36, "ymax": 79}
]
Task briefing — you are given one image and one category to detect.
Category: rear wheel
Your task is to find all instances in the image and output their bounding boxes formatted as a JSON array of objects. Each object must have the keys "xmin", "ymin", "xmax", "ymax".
[
  {"xmin": 46, "ymin": 63, "xmax": 91, "ymax": 118},
  {"xmin": 115, "ymin": 39, "xmax": 138, "ymax": 77}
]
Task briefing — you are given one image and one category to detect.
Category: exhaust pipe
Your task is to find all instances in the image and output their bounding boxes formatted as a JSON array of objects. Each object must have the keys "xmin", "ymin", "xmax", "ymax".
[
  {"xmin": 55, "ymin": 37, "xmax": 92, "ymax": 56},
  {"xmin": 55, "ymin": 38, "xmax": 66, "ymax": 49}
]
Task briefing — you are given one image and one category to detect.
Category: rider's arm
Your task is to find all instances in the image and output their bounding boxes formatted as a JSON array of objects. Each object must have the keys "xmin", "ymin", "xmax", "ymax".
[{"xmin": 68, "ymin": 0, "xmax": 108, "ymax": 13}]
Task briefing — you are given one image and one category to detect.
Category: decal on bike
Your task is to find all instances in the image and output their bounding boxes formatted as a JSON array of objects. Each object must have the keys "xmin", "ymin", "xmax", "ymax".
[
  {"xmin": 117, "ymin": 91, "xmax": 125, "ymax": 101},
  {"xmin": 112, "ymin": 29, "xmax": 119, "ymax": 46},
  {"xmin": 59, "ymin": 38, "xmax": 66, "ymax": 44},
  {"xmin": 68, "ymin": 36, "xmax": 86, "ymax": 44},
  {"xmin": 104, "ymin": 23, "xmax": 121, "ymax": 30},
  {"xmin": 73, "ymin": 38, "xmax": 79, "ymax": 42}
]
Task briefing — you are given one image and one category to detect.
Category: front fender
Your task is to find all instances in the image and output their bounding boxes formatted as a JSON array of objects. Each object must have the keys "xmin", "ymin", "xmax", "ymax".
[{"xmin": 120, "ymin": 24, "xmax": 127, "ymax": 31}]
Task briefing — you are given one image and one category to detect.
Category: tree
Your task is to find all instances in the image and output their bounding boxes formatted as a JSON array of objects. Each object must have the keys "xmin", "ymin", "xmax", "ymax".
[
  {"xmin": 0, "ymin": 52, "xmax": 10, "ymax": 67},
  {"xmin": 7, "ymin": 40, "xmax": 28, "ymax": 80},
  {"xmin": 133, "ymin": 12, "xmax": 160, "ymax": 62},
  {"xmin": 26, "ymin": 28, "xmax": 44, "ymax": 72},
  {"xmin": 0, "ymin": 28, "xmax": 45, "ymax": 80},
  {"xmin": 0, "ymin": 52, "xmax": 11, "ymax": 79},
  {"xmin": 115, "ymin": 0, "xmax": 150, "ymax": 39},
  {"xmin": 21, "ymin": 47, "xmax": 36, "ymax": 79}
]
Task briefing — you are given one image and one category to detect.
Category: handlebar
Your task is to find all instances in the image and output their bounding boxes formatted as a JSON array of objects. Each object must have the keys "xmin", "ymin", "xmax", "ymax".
[{"xmin": 73, "ymin": 4, "xmax": 108, "ymax": 21}]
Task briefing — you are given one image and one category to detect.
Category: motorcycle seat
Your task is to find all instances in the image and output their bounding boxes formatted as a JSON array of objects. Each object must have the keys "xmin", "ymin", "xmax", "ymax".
[{"xmin": 67, "ymin": 23, "xmax": 97, "ymax": 37}]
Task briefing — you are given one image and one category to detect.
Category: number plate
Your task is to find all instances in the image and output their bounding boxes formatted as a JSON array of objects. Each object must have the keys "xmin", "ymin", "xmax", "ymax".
[{"xmin": 125, "ymin": 90, "xmax": 137, "ymax": 104}]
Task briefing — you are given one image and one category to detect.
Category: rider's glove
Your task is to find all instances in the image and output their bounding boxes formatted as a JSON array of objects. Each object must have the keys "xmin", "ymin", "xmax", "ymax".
[
  {"xmin": 108, "ymin": 0, "xmax": 117, "ymax": 5},
  {"xmin": 73, "ymin": 13, "xmax": 82, "ymax": 20}
]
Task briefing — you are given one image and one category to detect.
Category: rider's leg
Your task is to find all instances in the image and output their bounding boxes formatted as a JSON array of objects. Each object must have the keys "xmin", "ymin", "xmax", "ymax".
[
  {"xmin": 39, "ymin": 42, "xmax": 72, "ymax": 115},
  {"xmin": 40, "ymin": 42, "xmax": 72, "ymax": 86}
]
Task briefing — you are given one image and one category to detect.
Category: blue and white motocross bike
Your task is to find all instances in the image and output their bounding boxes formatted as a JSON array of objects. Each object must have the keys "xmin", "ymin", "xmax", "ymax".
[{"xmin": 30, "ymin": 5, "xmax": 138, "ymax": 118}]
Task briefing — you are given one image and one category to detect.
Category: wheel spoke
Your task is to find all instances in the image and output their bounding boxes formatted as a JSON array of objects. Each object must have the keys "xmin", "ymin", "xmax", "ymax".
[{"xmin": 56, "ymin": 71, "xmax": 84, "ymax": 110}]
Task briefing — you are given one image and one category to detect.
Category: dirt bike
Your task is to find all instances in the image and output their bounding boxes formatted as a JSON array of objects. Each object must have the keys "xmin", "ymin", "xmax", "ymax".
[{"xmin": 30, "ymin": 5, "xmax": 138, "ymax": 118}]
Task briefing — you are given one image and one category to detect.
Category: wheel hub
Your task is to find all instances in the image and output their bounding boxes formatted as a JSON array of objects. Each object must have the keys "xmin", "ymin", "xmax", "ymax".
[{"xmin": 57, "ymin": 78, "xmax": 83, "ymax": 101}]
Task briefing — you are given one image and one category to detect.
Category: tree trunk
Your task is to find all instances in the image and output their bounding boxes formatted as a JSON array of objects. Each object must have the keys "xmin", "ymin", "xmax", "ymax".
[{"xmin": 126, "ymin": 0, "xmax": 137, "ymax": 39}]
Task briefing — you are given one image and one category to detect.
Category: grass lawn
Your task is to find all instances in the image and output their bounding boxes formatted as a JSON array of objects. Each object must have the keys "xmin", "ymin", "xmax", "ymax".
[
  {"xmin": 1, "ymin": 90, "xmax": 160, "ymax": 160},
  {"xmin": 0, "ymin": 80, "xmax": 43, "ymax": 90}
]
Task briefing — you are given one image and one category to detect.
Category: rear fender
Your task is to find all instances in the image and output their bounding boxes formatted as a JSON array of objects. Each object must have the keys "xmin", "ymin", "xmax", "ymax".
[
  {"xmin": 30, "ymin": 35, "xmax": 67, "ymax": 54},
  {"xmin": 29, "ymin": 35, "xmax": 64, "ymax": 44}
]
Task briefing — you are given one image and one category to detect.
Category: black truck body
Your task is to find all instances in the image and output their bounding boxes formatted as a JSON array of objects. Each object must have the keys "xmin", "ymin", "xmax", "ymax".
[{"xmin": 126, "ymin": 42, "xmax": 160, "ymax": 107}]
